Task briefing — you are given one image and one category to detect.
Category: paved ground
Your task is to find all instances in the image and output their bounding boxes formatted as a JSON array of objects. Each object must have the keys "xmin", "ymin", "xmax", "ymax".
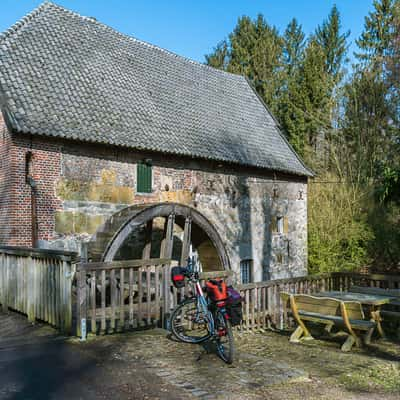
[
  {"xmin": 1, "ymin": 311, "xmax": 400, "ymax": 400},
  {"xmin": 0, "ymin": 312, "xmax": 189, "ymax": 400}
]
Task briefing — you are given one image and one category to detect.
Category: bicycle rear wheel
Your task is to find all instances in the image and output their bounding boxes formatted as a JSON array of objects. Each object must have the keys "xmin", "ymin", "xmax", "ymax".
[
  {"xmin": 170, "ymin": 297, "xmax": 211, "ymax": 344},
  {"xmin": 214, "ymin": 310, "xmax": 235, "ymax": 364}
]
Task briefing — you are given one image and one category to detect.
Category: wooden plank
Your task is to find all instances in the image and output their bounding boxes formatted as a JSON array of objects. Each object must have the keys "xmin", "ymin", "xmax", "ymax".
[
  {"xmin": 180, "ymin": 217, "xmax": 192, "ymax": 266},
  {"xmin": 77, "ymin": 270, "xmax": 87, "ymax": 338},
  {"xmin": 138, "ymin": 266, "xmax": 143, "ymax": 326},
  {"xmin": 110, "ymin": 269, "xmax": 116, "ymax": 332},
  {"xmin": 27, "ymin": 256, "xmax": 36, "ymax": 322},
  {"xmin": 199, "ymin": 271, "xmax": 234, "ymax": 280},
  {"xmin": 162, "ymin": 263, "xmax": 171, "ymax": 328},
  {"xmin": 52, "ymin": 259, "xmax": 57, "ymax": 327},
  {"xmin": 245, "ymin": 290, "xmax": 250, "ymax": 330},
  {"xmin": 49, "ymin": 260, "xmax": 54, "ymax": 326},
  {"xmin": 77, "ymin": 258, "xmax": 171, "ymax": 272},
  {"xmin": 37, "ymin": 258, "xmax": 41, "ymax": 320},
  {"xmin": 349, "ymin": 286, "xmax": 400, "ymax": 298},
  {"xmin": 0, "ymin": 253, "xmax": 4, "ymax": 312},
  {"xmin": 262, "ymin": 286, "xmax": 267, "ymax": 329},
  {"xmin": 142, "ymin": 220, "xmax": 153, "ymax": 260},
  {"xmin": 146, "ymin": 265, "xmax": 152, "ymax": 325},
  {"xmin": 0, "ymin": 246, "xmax": 78, "ymax": 262},
  {"xmin": 155, "ymin": 264, "xmax": 160, "ymax": 324},
  {"xmin": 253, "ymin": 287, "xmax": 257, "ymax": 330},
  {"xmin": 119, "ymin": 268, "xmax": 125, "ymax": 331},
  {"xmin": 163, "ymin": 214, "xmax": 175, "ymax": 259},
  {"xmin": 45, "ymin": 260, "xmax": 49, "ymax": 323},
  {"xmin": 65, "ymin": 261, "xmax": 74, "ymax": 335},
  {"xmin": 91, "ymin": 271, "xmax": 97, "ymax": 334},
  {"xmin": 129, "ymin": 268, "xmax": 134, "ymax": 328},
  {"xmin": 101, "ymin": 270, "xmax": 106, "ymax": 334}
]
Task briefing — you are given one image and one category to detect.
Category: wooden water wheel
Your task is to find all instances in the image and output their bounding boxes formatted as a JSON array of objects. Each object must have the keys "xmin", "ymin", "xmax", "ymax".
[{"xmin": 90, "ymin": 203, "xmax": 230, "ymax": 272}]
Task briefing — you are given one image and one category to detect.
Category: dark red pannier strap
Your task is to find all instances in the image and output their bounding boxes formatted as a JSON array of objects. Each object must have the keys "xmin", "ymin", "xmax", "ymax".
[{"xmin": 173, "ymin": 274, "xmax": 184, "ymax": 281}]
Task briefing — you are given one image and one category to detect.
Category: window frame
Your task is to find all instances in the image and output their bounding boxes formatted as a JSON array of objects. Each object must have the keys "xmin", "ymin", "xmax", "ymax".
[
  {"xmin": 240, "ymin": 259, "xmax": 253, "ymax": 284},
  {"xmin": 136, "ymin": 162, "xmax": 153, "ymax": 194}
]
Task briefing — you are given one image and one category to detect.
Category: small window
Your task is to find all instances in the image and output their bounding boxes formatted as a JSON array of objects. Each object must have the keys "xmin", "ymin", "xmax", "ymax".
[
  {"xmin": 271, "ymin": 216, "xmax": 288, "ymax": 234},
  {"xmin": 240, "ymin": 259, "xmax": 253, "ymax": 284},
  {"xmin": 136, "ymin": 163, "xmax": 152, "ymax": 193},
  {"xmin": 277, "ymin": 216, "xmax": 284, "ymax": 234}
]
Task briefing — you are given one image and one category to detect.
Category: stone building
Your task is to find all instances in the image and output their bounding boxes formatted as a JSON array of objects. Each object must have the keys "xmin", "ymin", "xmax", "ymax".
[{"xmin": 0, "ymin": 2, "xmax": 312, "ymax": 282}]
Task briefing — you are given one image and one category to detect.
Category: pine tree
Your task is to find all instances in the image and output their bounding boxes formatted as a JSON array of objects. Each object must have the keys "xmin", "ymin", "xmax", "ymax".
[
  {"xmin": 341, "ymin": 69, "xmax": 395, "ymax": 180},
  {"xmin": 315, "ymin": 5, "xmax": 349, "ymax": 84},
  {"xmin": 283, "ymin": 18, "xmax": 306, "ymax": 75},
  {"xmin": 277, "ymin": 19, "xmax": 306, "ymax": 155},
  {"xmin": 205, "ymin": 15, "xmax": 283, "ymax": 112},
  {"xmin": 356, "ymin": 0, "xmax": 398, "ymax": 63},
  {"xmin": 297, "ymin": 39, "xmax": 333, "ymax": 154},
  {"xmin": 204, "ymin": 40, "xmax": 229, "ymax": 70},
  {"xmin": 228, "ymin": 15, "xmax": 283, "ymax": 111}
]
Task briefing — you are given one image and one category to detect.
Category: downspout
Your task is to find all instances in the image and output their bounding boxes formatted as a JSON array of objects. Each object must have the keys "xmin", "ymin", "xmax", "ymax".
[
  {"xmin": 25, "ymin": 150, "xmax": 38, "ymax": 248},
  {"xmin": 27, "ymin": 176, "xmax": 38, "ymax": 248}
]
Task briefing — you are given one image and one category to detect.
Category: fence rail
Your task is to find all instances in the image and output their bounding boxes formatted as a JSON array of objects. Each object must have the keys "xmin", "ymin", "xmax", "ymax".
[{"xmin": 0, "ymin": 246, "xmax": 77, "ymax": 333}]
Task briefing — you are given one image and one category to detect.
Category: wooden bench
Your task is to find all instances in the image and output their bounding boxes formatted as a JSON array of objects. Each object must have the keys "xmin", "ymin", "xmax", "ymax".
[
  {"xmin": 349, "ymin": 286, "xmax": 400, "ymax": 335},
  {"xmin": 281, "ymin": 293, "xmax": 376, "ymax": 352}
]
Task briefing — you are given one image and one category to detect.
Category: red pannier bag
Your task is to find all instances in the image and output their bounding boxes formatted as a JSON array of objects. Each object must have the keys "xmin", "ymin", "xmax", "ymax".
[
  {"xmin": 171, "ymin": 266, "xmax": 187, "ymax": 289},
  {"xmin": 206, "ymin": 279, "xmax": 228, "ymax": 302}
]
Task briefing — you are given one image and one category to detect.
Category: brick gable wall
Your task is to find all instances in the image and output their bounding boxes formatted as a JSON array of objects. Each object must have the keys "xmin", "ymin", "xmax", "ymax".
[
  {"xmin": 0, "ymin": 112, "xmax": 62, "ymax": 245},
  {"xmin": 0, "ymin": 112, "xmax": 16, "ymax": 244}
]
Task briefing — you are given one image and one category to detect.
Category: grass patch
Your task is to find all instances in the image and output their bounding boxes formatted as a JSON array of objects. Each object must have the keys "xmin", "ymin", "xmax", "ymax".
[{"xmin": 339, "ymin": 362, "xmax": 400, "ymax": 393}]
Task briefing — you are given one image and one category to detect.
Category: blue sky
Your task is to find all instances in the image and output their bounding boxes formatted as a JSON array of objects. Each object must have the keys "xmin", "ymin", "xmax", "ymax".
[{"xmin": 1, "ymin": 1, "xmax": 374, "ymax": 64}]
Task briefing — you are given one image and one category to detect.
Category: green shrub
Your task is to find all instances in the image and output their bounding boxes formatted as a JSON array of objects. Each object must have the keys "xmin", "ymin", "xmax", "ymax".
[{"xmin": 308, "ymin": 174, "xmax": 374, "ymax": 274}]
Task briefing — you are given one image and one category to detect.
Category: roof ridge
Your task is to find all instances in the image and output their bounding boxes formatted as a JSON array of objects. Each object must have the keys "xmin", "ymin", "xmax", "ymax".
[
  {"xmin": 0, "ymin": 1, "xmax": 53, "ymax": 42},
  {"xmin": 0, "ymin": 1, "xmax": 242, "ymax": 81}
]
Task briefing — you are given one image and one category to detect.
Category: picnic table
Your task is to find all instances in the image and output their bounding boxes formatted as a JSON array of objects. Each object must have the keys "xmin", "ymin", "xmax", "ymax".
[{"xmin": 314, "ymin": 290, "xmax": 397, "ymax": 338}]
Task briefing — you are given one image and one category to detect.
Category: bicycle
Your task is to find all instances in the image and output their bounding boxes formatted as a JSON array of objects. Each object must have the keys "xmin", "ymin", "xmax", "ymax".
[{"xmin": 169, "ymin": 262, "xmax": 235, "ymax": 364}]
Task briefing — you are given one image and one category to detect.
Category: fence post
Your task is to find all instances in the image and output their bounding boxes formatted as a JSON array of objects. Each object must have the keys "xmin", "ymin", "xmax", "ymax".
[
  {"xmin": 77, "ymin": 267, "xmax": 87, "ymax": 340},
  {"xmin": 62, "ymin": 261, "xmax": 74, "ymax": 335},
  {"xmin": 162, "ymin": 263, "xmax": 171, "ymax": 329},
  {"xmin": 0, "ymin": 253, "xmax": 5, "ymax": 313},
  {"xmin": 26, "ymin": 256, "xmax": 36, "ymax": 323}
]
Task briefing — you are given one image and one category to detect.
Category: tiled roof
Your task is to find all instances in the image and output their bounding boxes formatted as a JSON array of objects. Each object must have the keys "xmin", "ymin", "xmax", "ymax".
[{"xmin": 0, "ymin": 2, "xmax": 312, "ymax": 176}]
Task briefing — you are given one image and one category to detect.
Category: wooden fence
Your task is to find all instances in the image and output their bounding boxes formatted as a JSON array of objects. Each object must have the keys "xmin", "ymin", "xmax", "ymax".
[
  {"xmin": 236, "ymin": 272, "xmax": 400, "ymax": 331},
  {"xmin": 2, "ymin": 244, "xmax": 399, "ymax": 338},
  {"xmin": 76, "ymin": 258, "xmax": 173, "ymax": 337},
  {"xmin": 0, "ymin": 246, "xmax": 77, "ymax": 333}
]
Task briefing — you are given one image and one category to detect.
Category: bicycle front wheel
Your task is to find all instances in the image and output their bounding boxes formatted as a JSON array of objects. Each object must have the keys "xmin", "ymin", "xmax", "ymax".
[
  {"xmin": 170, "ymin": 297, "xmax": 211, "ymax": 344},
  {"xmin": 214, "ymin": 310, "xmax": 235, "ymax": 364}
]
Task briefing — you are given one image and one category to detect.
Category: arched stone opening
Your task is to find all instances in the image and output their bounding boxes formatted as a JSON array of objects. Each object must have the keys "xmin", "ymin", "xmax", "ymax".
[{"xmin": 89, "ymin": 203, "xmax": 230, "ymax": 271}]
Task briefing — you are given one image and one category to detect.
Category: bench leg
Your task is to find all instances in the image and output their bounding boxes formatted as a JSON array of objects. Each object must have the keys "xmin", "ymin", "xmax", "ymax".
[
  {"xmin": 290, "ymin": 326, "xmax": 304, "ymax": 342},
  {"xmin": 290, "ymin": 325, "xmax": 314, "ymax": 343},
  {"xmin": 341, "ymin": 334, "xmax": 356, "ymax": 352},
  {"xmin": 364, "ymin": 326, "xmax": 375, "ymax": 345},
  {"xmin": 324, "ymin": 322, "xmax": 334, "ymax": 334},
  {"xmin": 371, "ymin": 310, "xmax": 386, "ymax": 339}
]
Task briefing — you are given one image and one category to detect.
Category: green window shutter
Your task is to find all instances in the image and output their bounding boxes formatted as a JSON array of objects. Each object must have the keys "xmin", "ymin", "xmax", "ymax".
[{"xmin": 136, "ymin": 163, "xmax": 152, "ymax": 193}]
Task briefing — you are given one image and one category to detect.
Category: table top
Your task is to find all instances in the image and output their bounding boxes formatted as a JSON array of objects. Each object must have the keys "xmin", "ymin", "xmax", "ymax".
[{"xmin": 314, "ymin": 291, "xmax": 396, "ymax": 306}]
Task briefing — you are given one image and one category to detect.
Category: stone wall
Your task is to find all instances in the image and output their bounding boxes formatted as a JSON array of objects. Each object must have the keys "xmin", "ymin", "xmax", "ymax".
[{"xmin": 1, "ymin": 118, "xmax": 308, "ymax": 280}]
